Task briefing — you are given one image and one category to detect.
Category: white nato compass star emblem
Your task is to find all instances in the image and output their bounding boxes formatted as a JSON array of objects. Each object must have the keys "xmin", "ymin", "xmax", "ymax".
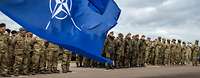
[{"xmin": 46, "ymin": 0, "xmax": 82, "ymax": 31}]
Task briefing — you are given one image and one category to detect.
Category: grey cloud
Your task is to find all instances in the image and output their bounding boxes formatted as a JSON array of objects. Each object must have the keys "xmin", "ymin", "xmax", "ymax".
[{"xmin": 112, "ymin": 0, "xmax": 200, "ymax": 42}]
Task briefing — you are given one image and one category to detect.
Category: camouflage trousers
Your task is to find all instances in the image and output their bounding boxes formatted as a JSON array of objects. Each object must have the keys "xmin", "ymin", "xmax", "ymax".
[
  {"xmin": 0, "ymin": 52, "xmax": 9, "ymax": 74},
  {"xmin": 13, "ymin": 52, "xmax": 23, "ymax": 75},
  {"xmin": 47, "ymin": 51, "xmax": 59, "ymax": 72},
  {"xmin": 61, "ymin": 62, "xmax": 70, "ymax": 73},
  {"xmin": 31, "ymin": 53, "xmax": 40, "ymax": 73},
  {"xmin": 7, "ymin": 51, "xmax": 15, "ymax": 74},
  {"xmin": 164, "ymin": 50, "xmax": 170, "ymax": 65}
]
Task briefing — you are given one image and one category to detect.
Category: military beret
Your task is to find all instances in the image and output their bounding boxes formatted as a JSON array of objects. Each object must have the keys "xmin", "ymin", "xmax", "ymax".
[
  {"xmin": 0, "ymin": 23, "xmax": 6, "ymax": 27},
  {"xmin": 141, "ymin": 35, "xmax": 145, "ymax": 37},
  {"xmin": 6, "ymin": 29, "xmax": 11, "ymax": 33},
  {"xmin": 135, "ymin": 34, "xmax": 139, "ymax": 37},
  {"xmin": 19, "ymin": 28, "xmax": 25, "ymax": 31},
  {"xmin": 11, "ymin": 30, "xmax": 17, "ymax": 34}
]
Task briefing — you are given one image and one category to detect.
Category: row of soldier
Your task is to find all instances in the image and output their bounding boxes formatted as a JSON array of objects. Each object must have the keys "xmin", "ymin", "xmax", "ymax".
[
  {"xmin": 0, "ymin": 23, "xmax": 71, "ymax": 77},
  {"xmin": 76, "ymin": 32, "xmax": 200, "ymax": 69}
]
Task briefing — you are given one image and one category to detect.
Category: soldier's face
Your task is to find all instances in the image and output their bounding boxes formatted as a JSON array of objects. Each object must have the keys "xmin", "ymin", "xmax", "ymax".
[{"xmin": 0, "ymin": 27, "xmax": 6, "ymax": 33}]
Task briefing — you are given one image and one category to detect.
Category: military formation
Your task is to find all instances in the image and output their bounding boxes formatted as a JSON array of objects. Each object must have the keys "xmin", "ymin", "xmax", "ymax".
[
  {"xmin": 76, "ymin": 31, "xmax": 200, "ymax": 69},
  {"xmin": 1, "ymin": 22, "xmax": 200, "ymax": 77},
  {"xmin": 0, "ymin": 23, "xmax": 72, "ymax": 77}
]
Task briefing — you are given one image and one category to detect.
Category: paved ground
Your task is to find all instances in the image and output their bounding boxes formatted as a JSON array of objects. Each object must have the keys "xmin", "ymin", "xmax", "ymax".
[{"xmin": 5, "ymin": 64, "xmax": 200, "ymax": 78}]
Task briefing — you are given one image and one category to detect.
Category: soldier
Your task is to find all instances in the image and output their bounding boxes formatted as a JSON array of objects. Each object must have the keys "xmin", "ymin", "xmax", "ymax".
[
  {"xmin": 155, "ymin": 37, "xmax": 162, "ymax": 65},
  {"xmin": 103, "ymin": 31, "xmax": 115, "ymax": 69},
  {"xmin": 138, "ymin": 35, "xmax": 146, "ymax": 67},
  {"xmin": 149, "ymin": 39, "xmax": 156, "ymax": 65},
  {"xmin": 130, "ymin": 35, "xmax": 136, "ymax": 67},
  {"xmin": 161, "ymin": 38, "xmax": 167, "ymax": 65},
  {"xmin": 23, "ymin": 31, "xmax": 34, "ymax": 75},
  {"xmin": 31, "ymin": 37, "xmax": 46, "ymax": 75},
  {"xmin": 192, "ymin": 40, "xmax": 200, "ymax": 66},
  {"xmin": 133, "ymin": 34, "xmax": 140, "ymax": 67},
  {"xmin": 170, "ymin": 39, "xmax": 177, "ymax": 65},
  {"xmin": 145, "ymin": 37, "xmax": 152, "ymax": 65},
  {"xmin": 61, "ymin": 49, "xmax": 72, "ymax": 73},
  {"xmin": 164, "ymin": 39, "xmax": 171, "ymax": 65},
  {"xmin": 186, "ymin": 42, "xmax": 192, "ymax": 64},
  {"xmin": 7, "ymin": 30, "xmax": 18, "ymax": 75},
  {"xmin": 0, "ymin": 23, "xmax": 11, "ymax": 77},
  {"xmin": 181, "ymin": 42, "xmax": 187, "ymax": 65},
  {"xmin": 46, "ymin": 42, "xmax": 60, "ymax": 73},
  {"xmin": 114, "ymin": 33, "xmax": 124, "ymax": 68},
  {"xmin": 76, "ymin": 55, "xmax": 84, "ymax": 67},
  {"xmin": 176, "ymin": 40, "xmax": 182, "ymax": 65},
  {"xmin": 13, "ymin": 28, "xmax": 26, "ymax": 76},
  {"xmin": 124, "ymin": 33, "xmax": 132, "ymax": 68}
]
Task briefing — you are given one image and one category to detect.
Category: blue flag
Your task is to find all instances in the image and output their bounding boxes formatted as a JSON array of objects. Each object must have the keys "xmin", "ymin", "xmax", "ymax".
[{"xmin": 0, "ymin": 0, "xmax": 120, "ymax": 63}]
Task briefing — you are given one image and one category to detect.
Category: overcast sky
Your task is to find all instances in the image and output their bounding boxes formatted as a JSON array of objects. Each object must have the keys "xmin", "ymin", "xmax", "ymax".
[{"xmin": 0, "ymin": 0, "xmax": 200, "ymax": 42}]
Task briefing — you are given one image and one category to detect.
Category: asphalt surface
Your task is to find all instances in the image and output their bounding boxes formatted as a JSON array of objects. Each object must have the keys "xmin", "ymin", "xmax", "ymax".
[{"xmin": 4, "ymin": 64, "xmax": 200, "ymax": 78}]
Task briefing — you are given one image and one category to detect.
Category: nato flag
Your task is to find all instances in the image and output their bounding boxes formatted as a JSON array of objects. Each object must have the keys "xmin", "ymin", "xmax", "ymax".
[{"xmin": 0, "ymin": 0, "xmax": 121, "ymax": 64}]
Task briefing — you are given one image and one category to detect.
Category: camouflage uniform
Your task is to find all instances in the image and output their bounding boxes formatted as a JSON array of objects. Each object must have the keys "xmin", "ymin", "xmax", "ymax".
[
  {"xmin": 7, "ymin": 31, "xmax": 16, "ymax": 75},
  {"xmin": 155, "ymin": 37, "xmax": 162, "ymax": 65},
  {"xmin": 161, "ymin": 38, "xmax": 167, "ymax": 65},
  {"xmin": 13, "ymin": 32, "xmax": 26, "ymax": 76},
  {"xmin": 103, "ymin": 32, "xmax": 115, "ymax": 69},
  {"xmin": 192, "ymin": 40, "xmax": 200, "ymax": 66},
  {"xmin": 148, "ymin": 40, "xmax": 156, "ymax": 65},
  {"xmin": 0, "ymin": 25, "xmax": 10, "ymax": 77},
  {"xmin": 186, "ymin": 44, "xmax": 192, "ymax": 64},
  {"xmin": 23, "ymin": 32, "xmax": 33, "ymax": 75},
  {"xmin": 31, "ymin": 37, "xmax": 45, "ymax": 74},
  {"xmin": 133, "ymin": 35, "xmax": 140, "ymax": 66},
  {"xmin": 164, "ymin": 39, "xmax": 171, "ymax": 65},
  {"xmin": 61, "ymin": 50, "xmax": 71, "ymax": 73},
  {"xmin": 176, "ymin": 40, "xmax": 182, "ymax": 65},
  {"xmin": 138, "ymin": 35, "xmax": 146, "ymax": 67},
  {"xmin": 124, "ymin": 33, "xmax": 132, "ymax": 68},
  {"xmin": 181, "ymin": 42, "xmax": 187, "ymax": 65},
  {"xmin": 170, "ymin": 39, "xmax": 177, "ymax": 65},
  {"xmin": 145, "ymin": 37, "xmax": 152, "ymax": 65},
  {"xmin": 130, "ymin": 35, "xmax": 136, "ymax": 67},
  {"xmin": 46, "ymin": 43, "xmax": 60, "ymax": 73},
  {"xmin": 114, "ymin": 33, "xmax": 124, "ymax": 68}
]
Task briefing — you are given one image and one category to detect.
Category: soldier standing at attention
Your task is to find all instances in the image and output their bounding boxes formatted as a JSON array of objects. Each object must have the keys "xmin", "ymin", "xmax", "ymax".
[
  {"xmin": 23, "ymin": 31, "xmax": 34, "ymax": 75},
  {"xmin": 124, "ymin": 33, "xmax": 132, "ymax": 68},
  {"xmin": 164, "ymin": 39, "xmax": 171, "ymax": 65},
  {"xmin": 31, "ymin": 37, "xmax": 45, "ymax": 75},
  {"xmin": 155, "ymin": 37, "xmax": 162, "ymax": 65},
  {"xmin": 46, "ymin": 42, "xmax": 60, "ymax": 73},
  {"xmin": 61, "ymin": 49, "xmax": 72, "ymax": 73},
  {"xmin": 192, "ymin": 40, "xmax": 200, "ymax": 66},
  {"xmin": 186, "ymin": 42, "xmax": 192, "ymax": 64},
  {"xmin": 161, "ymin": 38, "xmax": 167, "ymax": 65},
  {"xmin": 103, "ymin": 31, "xmax": 115, "ymax": 69},
  {"xmin": 7, "ymin": 30, "xmax": 18, "ymax": 75},
  {"xmin": 134, "ymin": 34, "xmax": 140, "ymax": 67},
  {"xmin": 0, "ymin": 23, "xmax": 11, "ymax": 77},
  {"xmin": 114, "ymin": 33, "xmax": 124, "ymax": 68},
  {"xmin": 170, "ymin": 39, "xmax": 177, "ymax": 65},
  {"xmin": 145, "ymin": 37, "xmax": 151, "ymax": 65},
  {"xmin": 176, "ymin": 40, "xmax": 182, "ymax": 65},
  {"xmin": 13, "ymin": 28, "xmax": 26, "ymax": 76},
  {"xmin": 181, "ymin": 42, "xmax": 187, "ymax": 65},
  {"xmin": 130, "ymin": 35, "xmax": 136, "ymax": 67},
  {"xmin": 138, "ymin": 35, "xmax": 146, "ymax": 67}
]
